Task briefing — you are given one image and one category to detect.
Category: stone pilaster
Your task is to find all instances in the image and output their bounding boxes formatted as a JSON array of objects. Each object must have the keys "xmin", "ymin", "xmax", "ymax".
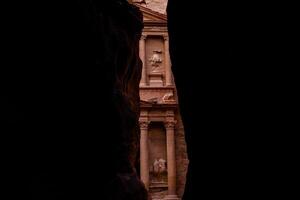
[
  {"xmin": 164, "ymin": 35, "xmax": 172, "ymax": 86},
  {"xmin": 139, "ymin": 120, "xmax": 150, "ymax": 190},
  {"xmin": 139, "ymin": 34, "xmax": 147, "ymax": 86},
  {"xmin": 164, "ymin": 120, "xmax": 179, "ymax": 200}
]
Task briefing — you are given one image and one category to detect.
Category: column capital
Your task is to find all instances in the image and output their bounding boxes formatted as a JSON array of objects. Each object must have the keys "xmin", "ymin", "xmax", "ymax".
[
  {"xmin": 139, "ymin": 121, "xmax": 149, "ymax": 129},
  {"xmin": 141, "ymin": 34, "xmax": 147, "ymax": 40},
  {"xmin": 164, "ymin": 120, "xmax": 176, "ymax": 129},
  {"xmin": 163, "ymin": 35, "xmax": 169, "ymax": 41}
]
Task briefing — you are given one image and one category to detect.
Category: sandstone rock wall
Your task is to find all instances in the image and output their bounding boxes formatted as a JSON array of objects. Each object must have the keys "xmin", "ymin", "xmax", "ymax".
[
  {"xmin": 2, "ymin": 1, "xmax": 147, "ymax": 199},
  {"xmin": 175, "ymin": 114, "xmax": 189, "ymax": 198}
]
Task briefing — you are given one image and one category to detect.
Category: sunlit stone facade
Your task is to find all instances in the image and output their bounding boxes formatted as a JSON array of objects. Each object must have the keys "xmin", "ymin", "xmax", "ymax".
[{"xmin": 134, "ymin": 2, "xmax": 188, "ymax": 199}]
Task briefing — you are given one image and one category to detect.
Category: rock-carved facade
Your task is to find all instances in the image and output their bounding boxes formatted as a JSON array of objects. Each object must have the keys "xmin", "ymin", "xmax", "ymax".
[{"xmin": 135, "ymin": 3, "xmax": 188, "ymax": 200}]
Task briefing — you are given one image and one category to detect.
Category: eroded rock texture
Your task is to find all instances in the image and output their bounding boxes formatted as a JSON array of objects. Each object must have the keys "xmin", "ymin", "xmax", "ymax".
[{"xmin": 2, "ymin": 0, "xmax": 147, "ymax": 199}]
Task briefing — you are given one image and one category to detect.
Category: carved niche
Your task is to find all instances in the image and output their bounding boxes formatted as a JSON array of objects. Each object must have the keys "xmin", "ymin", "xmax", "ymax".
[
  {"xmin": 146, "ymin": 36, "xmax": 165, "ymax": 87},
  {"xmin": 148, "ymin": 122, "xmax": 168, "ymax": 185}
]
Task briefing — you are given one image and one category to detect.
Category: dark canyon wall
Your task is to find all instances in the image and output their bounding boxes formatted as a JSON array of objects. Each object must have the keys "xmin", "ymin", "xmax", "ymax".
[
  {"xmin": 167, "ymin": 1, "xmax": 292, "ymax": 199},
  {"xmin": 2, "ymin": 1, "xmax": 147, "ymax": 199}
]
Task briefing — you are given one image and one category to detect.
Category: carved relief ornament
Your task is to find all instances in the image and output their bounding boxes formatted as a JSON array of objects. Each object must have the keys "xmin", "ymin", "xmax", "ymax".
[
  {"xmin": 162, "ymin": 92, "xmax": 175, "ymax": 102},
  {"xmin": 164, "ymin": 120, "xmax": 176, "ymax": 129},
  {"xmin": 163, "ymin": 35, "xmax": 169, "ymax": 41},
  {"xmin": 139, "ymin": 121, "xmax": 149, "ymax": 129},
  {"xmin": 140, "ymin": 34, "xmax": 147, "ymax": 40}
]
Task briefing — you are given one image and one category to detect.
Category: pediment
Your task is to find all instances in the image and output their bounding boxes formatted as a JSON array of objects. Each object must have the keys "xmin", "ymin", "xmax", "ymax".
[{"xmin": 134, "ymin": 4, "xmax": 167, "ymax": 23}]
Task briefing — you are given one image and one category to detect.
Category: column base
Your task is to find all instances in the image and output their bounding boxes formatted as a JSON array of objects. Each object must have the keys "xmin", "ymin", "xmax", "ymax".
[{"xmin": 164, "ymin": 194, "xmax": 180, "ymax": 200}]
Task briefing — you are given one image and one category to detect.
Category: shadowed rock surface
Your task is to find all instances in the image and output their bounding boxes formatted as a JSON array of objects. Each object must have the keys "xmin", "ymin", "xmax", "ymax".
[
  {"xmin": 167, "ymin": 1, "xmax": 294, "ymax": 199},
  {"xmin": 1, "ymin": 1, "xmax": 147, "ymax": 199},
  {"xmin": 167, "ymin": 1, "xmax": 234, "ymax": 199}
]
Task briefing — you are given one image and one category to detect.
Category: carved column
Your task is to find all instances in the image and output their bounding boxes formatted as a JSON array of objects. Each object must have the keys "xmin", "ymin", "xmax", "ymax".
[
  {"xmin": 164, "ymin": 121, "xmax": 179, "ymax": 200},
  {"xmin": 139, "ymin": 121, "xmax": 150, "ymax": 189},
  {"xmin": 139, "ymin": 35, "xmax": 147, "ymax": 86},
  {"xmin": 164, "ymin": 35, "xmax": 172, "ymax": 86}
]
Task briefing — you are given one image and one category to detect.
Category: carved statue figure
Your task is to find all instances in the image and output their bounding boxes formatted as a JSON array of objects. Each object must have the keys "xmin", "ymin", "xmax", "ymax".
[
  {"xmin": 153, "ymin": 158, "xmax": 160, "ymax": 174},
  {"xmin": 158, "ymin": 158, "xmax": 166, "ymax": 172},
  {"xmin": 153, "ymin": 158, "xmax": 167, "ymax": 181},
  {"xmin": 149, "ymin": 50, "xmax": 162, "ymax": 72}
]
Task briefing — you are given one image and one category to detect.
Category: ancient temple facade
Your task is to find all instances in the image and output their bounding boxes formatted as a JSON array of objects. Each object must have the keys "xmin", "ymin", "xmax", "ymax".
[{"xmin": 134, "ymin": 2, "xmax": 188, "ymax": 200}]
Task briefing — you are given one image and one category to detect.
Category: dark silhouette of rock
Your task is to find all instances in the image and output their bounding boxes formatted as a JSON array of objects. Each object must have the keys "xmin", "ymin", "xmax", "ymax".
[
  {"xmin": 167, "ymin": 1, "xmax": 292, "ymax": 199},
  {"xmin": 1, "ymin": 1, "xmax": 147, "ymax": 199},
  {"xmin": 167, "ymin": 1, "xmax": 234, "ymax": 199}
]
